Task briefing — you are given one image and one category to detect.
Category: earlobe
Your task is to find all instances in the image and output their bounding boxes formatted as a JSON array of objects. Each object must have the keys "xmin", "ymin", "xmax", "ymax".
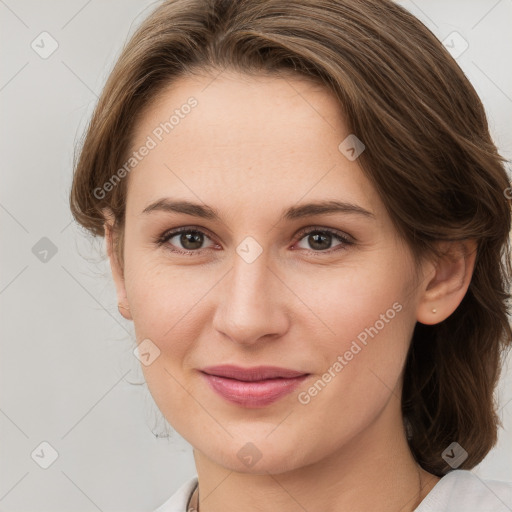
[
  {"xmin": 416, "ymin": 240, "xmax": 477, "ymax": 325},
  {"xmin": 117, "ymin": 302, "xmax": 131, "ymax": 318},
  {"xmin": 103, "ymin": 214, "xmax": 132, "ymax": 321}
]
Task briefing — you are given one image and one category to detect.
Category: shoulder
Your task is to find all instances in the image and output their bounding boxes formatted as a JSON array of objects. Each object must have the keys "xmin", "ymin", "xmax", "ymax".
[
  {"xmin": 152, "ymin": 476, "xmax": 198, "ymax": 512},
  {"xmin": 415, "ymin": 470, "xmax": 512, "ymax": 512}
]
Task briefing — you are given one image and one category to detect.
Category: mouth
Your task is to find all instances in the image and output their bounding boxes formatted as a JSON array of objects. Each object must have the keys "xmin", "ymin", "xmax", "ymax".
[{"xmin": 199, "ymin": 365, "xmax": 310, "ymax": 408}]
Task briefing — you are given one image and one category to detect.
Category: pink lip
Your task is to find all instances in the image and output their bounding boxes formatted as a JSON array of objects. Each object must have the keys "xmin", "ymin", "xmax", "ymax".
[{"xmin": 200, "ymin": 365, "xmax": 310, "ymax": 408}]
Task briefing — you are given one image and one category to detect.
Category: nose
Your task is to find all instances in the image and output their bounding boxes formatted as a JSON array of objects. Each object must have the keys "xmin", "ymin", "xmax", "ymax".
[{"xmin": 212, "ymin": 249, "xmax": 290, "ymax": 346}]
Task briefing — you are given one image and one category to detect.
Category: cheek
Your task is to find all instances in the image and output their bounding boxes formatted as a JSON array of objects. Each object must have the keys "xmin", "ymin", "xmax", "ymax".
[
  {"xmin": 125, "ymin": 256, "xmax": 207, "ymax": 436},
  {"xmin": 288, "ymin": 256, "xmax": 415, "ymax": 413},
  {"xmin": 123, "ymin": 249, "xmax": 212, "ymax": 336},
  {"xmin": 284, "ymin": 254, "xmax": 412, "ymax": 350}
]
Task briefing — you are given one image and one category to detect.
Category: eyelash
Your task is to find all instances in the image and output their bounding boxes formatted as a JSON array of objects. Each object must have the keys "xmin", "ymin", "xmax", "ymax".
[{"xmin": 154, "ymin": 225, "xmax": 354, "ymax": 256}]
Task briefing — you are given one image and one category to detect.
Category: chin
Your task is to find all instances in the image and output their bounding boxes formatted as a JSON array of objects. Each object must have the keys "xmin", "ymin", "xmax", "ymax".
[{"xmin": 202, "ymin": 435, "xmax": 313, "ymax": 475}]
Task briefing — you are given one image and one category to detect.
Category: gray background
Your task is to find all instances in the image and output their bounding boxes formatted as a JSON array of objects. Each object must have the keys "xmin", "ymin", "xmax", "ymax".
[{"xmin": 1, "ymin": 0, "xmax": 511, "ymax": 510}]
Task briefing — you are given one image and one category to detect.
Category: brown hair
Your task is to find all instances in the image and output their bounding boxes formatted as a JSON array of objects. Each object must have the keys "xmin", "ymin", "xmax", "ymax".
[{"xmin": 69, "ymin": 0, "xmax": 512, "ymax": 476}]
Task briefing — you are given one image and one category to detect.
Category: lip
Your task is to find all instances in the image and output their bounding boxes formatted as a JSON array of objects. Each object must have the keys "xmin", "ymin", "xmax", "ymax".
[
  {"xmin": 200, "ymin": 365, "xmax": 310, "ymax": 408},
  {"xmin": 201, "ymin": 365, "xmax": 308, "ymax": 381}
]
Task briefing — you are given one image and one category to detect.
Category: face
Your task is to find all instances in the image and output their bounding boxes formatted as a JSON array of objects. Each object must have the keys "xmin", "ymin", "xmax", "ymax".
[{"xmin": 112, "ymin": 69, "xmax": 427, "ymax": 474}]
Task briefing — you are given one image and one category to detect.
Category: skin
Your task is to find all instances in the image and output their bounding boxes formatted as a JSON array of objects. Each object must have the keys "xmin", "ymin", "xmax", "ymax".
[{"xmin": 105, "ymin": 69, "xmax": 476, "ymax": 511}]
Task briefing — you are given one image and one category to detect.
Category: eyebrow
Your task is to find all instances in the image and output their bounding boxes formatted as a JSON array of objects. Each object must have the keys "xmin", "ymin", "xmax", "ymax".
[{"xmin": 141, "ymin": 198, "xmax": 375, "ymax": 221}]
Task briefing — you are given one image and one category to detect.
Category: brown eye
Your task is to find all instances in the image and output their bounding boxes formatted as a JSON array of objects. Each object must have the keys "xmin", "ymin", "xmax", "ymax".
[
  {"xmin": 176, "ymin": 231, "xmax": 204, "ymax": 250},
  {"xmin": 157, "ymin": 228, "xmax": 216, "ymax": 254},
  {"xmin": 305, "ymin": 232, "xmax": 334, "ymax": 251},
  {"xmin": 295, "ymin": 228, "xmax": 353, "ymax": 253}
]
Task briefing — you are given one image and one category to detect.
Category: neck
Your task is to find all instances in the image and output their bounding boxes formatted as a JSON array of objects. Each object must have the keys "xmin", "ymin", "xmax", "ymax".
[{"xmin": 191, "ymin": 405, "xmax": 440, "ymax": 512}]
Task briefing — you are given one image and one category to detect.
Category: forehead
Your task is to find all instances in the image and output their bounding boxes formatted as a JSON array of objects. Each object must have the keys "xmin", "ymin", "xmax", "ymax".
[{"xmin": 125, "ymin": 70, "xmax": 382, "ymax": 219}]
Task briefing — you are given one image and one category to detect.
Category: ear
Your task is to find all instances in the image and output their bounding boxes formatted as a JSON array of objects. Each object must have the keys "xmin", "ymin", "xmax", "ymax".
[
  {"xmin": 103, "ymin": 209, "xmax": 132, "ymax": 321},
  {"xmin": 416, "ymin": 239, "xmax": 477, "ymax": 325}
]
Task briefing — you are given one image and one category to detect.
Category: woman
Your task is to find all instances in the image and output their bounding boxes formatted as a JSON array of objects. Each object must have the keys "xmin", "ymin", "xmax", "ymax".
[{"xmin": 69, "ymin": 0, "xmax": 512, "ymax": 510}]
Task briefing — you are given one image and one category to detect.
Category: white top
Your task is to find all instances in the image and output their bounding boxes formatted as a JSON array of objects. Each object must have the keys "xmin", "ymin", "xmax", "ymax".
[{"xmin": 153, "ymin": 470, "xmax": 512, "ymax": 512}]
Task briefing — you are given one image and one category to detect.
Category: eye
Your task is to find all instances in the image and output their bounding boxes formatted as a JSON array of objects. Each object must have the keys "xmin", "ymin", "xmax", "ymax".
[
  {"xmin": 155, "ymin": 225, "xmax": 354, "ymax": 256},
  {"xmin": 156, "ymin": 227, "xmax": 217, "ymax": 255},
  {"xmin": 294, "ymin": 227, "xmax": 354, "ymax": 253}
]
